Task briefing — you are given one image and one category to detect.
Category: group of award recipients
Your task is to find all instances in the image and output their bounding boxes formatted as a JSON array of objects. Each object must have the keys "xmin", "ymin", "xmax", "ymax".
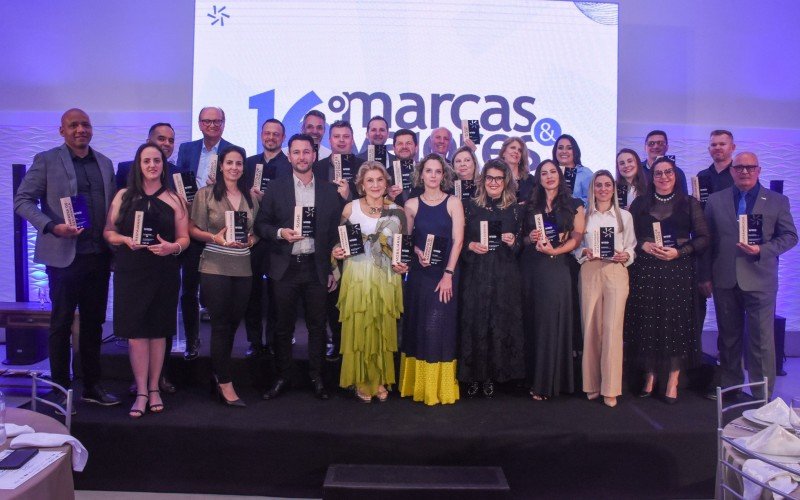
[{"xmin": 16, "ymin": 108, "xmax": 797, "ymax": 417}]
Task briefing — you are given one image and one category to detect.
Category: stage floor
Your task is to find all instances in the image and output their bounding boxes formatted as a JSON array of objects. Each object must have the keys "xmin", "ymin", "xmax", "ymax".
[{"xmin": 41, "ymin": 323, "xmax": 721, "ymax": 499}]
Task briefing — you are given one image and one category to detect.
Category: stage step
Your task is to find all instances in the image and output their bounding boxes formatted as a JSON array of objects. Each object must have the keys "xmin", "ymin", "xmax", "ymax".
[{"xmin": 323, "ymin": 464, "xmax": 510, "ymax": 499}]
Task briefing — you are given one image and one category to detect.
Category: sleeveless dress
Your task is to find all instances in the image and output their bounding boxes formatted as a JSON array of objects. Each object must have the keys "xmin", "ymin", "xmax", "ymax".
[
  {"xmin": 520, "ymin": 198, "xmax": 583, "ymax": 398},
  {"xmin": 113, "ymin": 187, "xmax": 180, "ymax": 339},
  {"xmin": 399, "ymin": 195, "xmax": 460, "ymax": 405},
  {"xmin": 337, "ymin": 201, "xmax": 404, "ymax": 396}
]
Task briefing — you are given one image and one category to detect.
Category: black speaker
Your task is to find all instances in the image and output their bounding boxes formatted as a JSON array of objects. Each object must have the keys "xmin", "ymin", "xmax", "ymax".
[{"xmin": 4, "ymin": 314, "xmax": 49, "ymax": 365}]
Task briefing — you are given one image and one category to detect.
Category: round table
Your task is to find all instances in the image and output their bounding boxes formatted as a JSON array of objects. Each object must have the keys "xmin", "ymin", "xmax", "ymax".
[
  {"xmin": 0, "ymin": 408, "xmax": 74, "ymax": 500},
  {"xmin": 720, "ymin": 416, "xmax": 799, "ymax": 499}
]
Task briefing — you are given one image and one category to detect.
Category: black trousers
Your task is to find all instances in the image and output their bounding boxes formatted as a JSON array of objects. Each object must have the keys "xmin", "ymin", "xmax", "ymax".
[
  {"xmin": 179, "ymin": 239, "xmax": 204, "ymax": 346},
  {"xmin": 201, "ymin": 273, "xmax": 251, "ymax": 384},
  {"xmin": 46, "ymin": 252, "xmax": 111, "ymax": 390},
  {"xmin": 244, "ymin": 239, "xmax": 275, "ymax": 347},
  {"xmin": 272, "ymin": 258, "xmax": 328, "ymax": 381}
]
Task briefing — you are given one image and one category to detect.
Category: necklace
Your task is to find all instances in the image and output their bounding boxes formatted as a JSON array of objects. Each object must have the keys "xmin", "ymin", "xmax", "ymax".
[
  {"xmin": 654, "ymin": 191, "xmax": 675, "ymax": 202},
  {"xmin": 363, "ymin": 198, "xmax": 383, "ymax": 214},
  {"xmin": 421, "ymin": 192, "xmax": 444, "ymax": 204}
]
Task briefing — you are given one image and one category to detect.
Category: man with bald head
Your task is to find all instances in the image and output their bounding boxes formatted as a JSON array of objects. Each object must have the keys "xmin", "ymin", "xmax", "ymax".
[
  {"xmin": 702, "ymin": 151, "xmax": 797, "ymax": 399},
  {"xmin": 116, "ymin": 122, "xmax": 176, "ymax": 189},
  {"xmin": 15, "ymin": 108, "xmax": 120, "ymax": 410},
  {"xmin": 430, "ymin": 127, "xmax": 453, "ymax": 161}
]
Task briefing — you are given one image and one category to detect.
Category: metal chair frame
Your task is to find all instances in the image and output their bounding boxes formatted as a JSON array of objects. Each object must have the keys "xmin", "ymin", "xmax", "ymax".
[{"xmin": 715, "ymin": 377, "xmax": 800, "ymax": 499}]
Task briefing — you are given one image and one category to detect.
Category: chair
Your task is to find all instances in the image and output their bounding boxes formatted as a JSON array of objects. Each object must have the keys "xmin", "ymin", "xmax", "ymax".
[
  {"xmin": 30, "ymin": 372, "xmax": 73, "ymax": 431},
  {"xmin": 715, "ymin": 377, "xmax": 799, "ymax": 499}
]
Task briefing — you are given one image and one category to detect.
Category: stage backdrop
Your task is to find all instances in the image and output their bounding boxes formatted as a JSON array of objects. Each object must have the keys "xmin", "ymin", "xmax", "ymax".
[{"xmin": 191, "ymin": 0, "xmax": 618, "ymax": 168}]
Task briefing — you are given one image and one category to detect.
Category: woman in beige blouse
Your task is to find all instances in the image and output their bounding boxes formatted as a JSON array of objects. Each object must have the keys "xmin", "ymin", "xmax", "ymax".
[{"xmin": 190, "ymin": 146, "xmax": 258, "ymax": 407}]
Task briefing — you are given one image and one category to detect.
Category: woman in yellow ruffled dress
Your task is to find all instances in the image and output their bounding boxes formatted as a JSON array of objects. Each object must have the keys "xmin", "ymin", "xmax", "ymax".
[{"xmin": 332, "ymin": 161, "xmax": 407, "ymax": 402}]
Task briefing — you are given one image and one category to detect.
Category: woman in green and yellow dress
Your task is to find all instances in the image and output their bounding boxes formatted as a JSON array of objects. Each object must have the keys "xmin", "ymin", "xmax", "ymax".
[{"xmin": 332, "ymin": 161, "xmax": 406, "ymax": 402}]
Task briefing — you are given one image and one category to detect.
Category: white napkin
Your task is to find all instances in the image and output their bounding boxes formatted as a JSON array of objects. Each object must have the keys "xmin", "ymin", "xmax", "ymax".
[
  {"xmin": 9, "ymin": 432, "xmax": 88, "ymax": 471},
  {"xmin": 4, "ymin": 424, "xmax": 35, "ymax": 438},
  {"xmin": 754, "ymin": 398, "xmax": 792, "ymax": 427},
  {"xmin": 745, "ymin": 424, "xmax": 800, "ymax": 457},
  {"xmin": 742, "ymin": 459, "xmax": 799, "ymax": 500}
]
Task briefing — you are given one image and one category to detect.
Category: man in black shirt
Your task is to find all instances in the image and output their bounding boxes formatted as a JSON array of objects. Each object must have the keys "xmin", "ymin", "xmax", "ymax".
[
  {"xmin": 697, "ymin": 129, "xmax": 736, "ymax": 196},
  {"xmin": 116, "ymin": 123, "xmax": 176, "ymax": 189},
  {"xmin": 14, "ymin": 109, "xmax": 121, "ymax": 411},
  {"xmin": 243, "ymin": 119, "xmax": 292, "ymax": 357},
  {"xmin": 641, "ymin": 130, "xmax": 688, "ymax": 194}
]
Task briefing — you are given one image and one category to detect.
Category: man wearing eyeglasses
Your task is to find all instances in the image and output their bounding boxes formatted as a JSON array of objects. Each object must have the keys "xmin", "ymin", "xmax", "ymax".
[
  {"xmin": 702, "ymin": 152, "xmax": 797, "ymax": 399},
  {"xmin": 641, "ymin": 130, "xmax": 688, "ymax": 194},
  {"xmin": 175, "ymin": 106, "xmax": 238, "ymax": 360}
]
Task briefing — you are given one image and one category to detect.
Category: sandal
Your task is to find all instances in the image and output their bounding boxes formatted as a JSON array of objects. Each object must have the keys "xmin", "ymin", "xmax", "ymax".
[
  {"xmin": 148, "ymin": 389, "xmax": 164, "ymax": 413},
  {"xmin": 354, "ymin": 388, "xmax": 372, "ymax": 403},
  {"xmin": 376, "ymin": 386, "xmax": 389, "ymax": 403},
  {"xmin": 529, "ymin": 390, "xmax": 550, "ymax": 401},
  {"xmin": 130, "ymin": 394, "xmax": 148, "ymax": 419}
]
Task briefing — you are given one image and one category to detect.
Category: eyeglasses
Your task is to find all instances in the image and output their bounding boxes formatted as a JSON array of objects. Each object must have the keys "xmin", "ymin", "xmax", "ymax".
[
  {"xmin": 731, "ymin": 164, "xmax": 759, "ymax": 173},
  {"xmin": 653, "ymin": 168, "xmax": 674, "ymax": 178},
  {"xmin": 484, "ymin": 175, "xmax": 506, "ymax": 184},
  {"xmin": 200, "ymin": 119, "xmax": 225, "ymax": 126},
  {"xmin": 647, "ymin": 140, "xmax": 666, "ymax": 148}
]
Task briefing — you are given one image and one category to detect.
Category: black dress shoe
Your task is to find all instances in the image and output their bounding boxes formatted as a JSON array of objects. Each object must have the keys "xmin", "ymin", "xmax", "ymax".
[
  {"xmin": 81, "ymin": 384, "xmax": 121, "ymax": 406},
  {"xmin": 311, "ymin": 378, "xmax": 329, "ymax": 400},
  {"xmin": 184, "ymin": 339, "xmax": 200, "ymax": 361},
  {"xmin": 263, "ymin": 378, "xmax": 290, "ymax": 400},
  {"xmin": 245, "ymin": 343, "xmax": 263, "ymax": 358},
  {"xmin": 482, "ymin": 380, "xmax": 495, "ymax": 398},
  {"xmin": 159, "ymin": 376, "xmax": 177, "ymax": 394},
  {"xmin": 466, "ymin": 382, "xmax": 480, "ymax": 398},
  {"xmin": 663, "ymin": 395, "xmax": 678, "ymax": 405}
]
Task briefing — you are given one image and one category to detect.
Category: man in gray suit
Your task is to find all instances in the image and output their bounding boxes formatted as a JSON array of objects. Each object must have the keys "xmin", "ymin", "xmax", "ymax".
[
  {"xmin": 702, "ymin": 151, "xmax": 797, "ymax": 399},
  {"xmin": 14, "ymin": 108, "xmax": 121, "ymax": 411}
]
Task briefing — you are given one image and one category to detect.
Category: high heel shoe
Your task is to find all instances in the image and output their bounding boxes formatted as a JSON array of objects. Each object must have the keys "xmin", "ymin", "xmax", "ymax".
[
  {"xmin": 213, "ymin": 375, "xmax": 246, "ymax": 407},
  {"xmin": 587, "ymin": 392, "xmax": 600, "ymax": 401},
  {"xmin": 466, "ymin": 382, "xmax": 480, "ymax": 398},
  {"xmin": 148, "ymin": 389, "xmax": 164, "ymax": 413},
  {"xmin": 603, "ymin": 396, "xmax": 618, "ymax": 408},
  {"xmin": 482, "ymin": 380, "xmax": 495, "ymax": 398},
  {"xmin": 130, "ymin": 394, "xmax": 148, "ymax": 419}
]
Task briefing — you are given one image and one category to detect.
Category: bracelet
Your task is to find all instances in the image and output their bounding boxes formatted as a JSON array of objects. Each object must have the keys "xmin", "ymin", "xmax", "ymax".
[
  {"xmin": 443, "ymin": 269, "xmax": 454, "ymax": 275},
  {"xmin": 173, "ymin": 242, "xmax": 183, "ymax": 255}
]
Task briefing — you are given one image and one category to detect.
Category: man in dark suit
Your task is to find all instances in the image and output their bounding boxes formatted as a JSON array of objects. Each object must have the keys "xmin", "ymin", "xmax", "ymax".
[
  {"xmin": 702, "ymin": 151, "xmax": 797, "ymax": 399},
  {"xmin": 311, "ymin": 120, "xmax": 362, "ymax": 361},
  {"xmin": 255, "ymin": 134, "xmax": 343, "ymax": 400},
  {"xmin": 14, "ymin": 108, "xmax": 121, "ymax": 411},
  {"xmin": 242, "ymin": 118, "xmax": 292, "ymax": 357},
  {"xmin": 116, "ymin": 123, "xmax": 176, "ymax": 189},
  {"xmin": 386, "ymin": 128, "xmax": 419, "ymax": 207},
  {"xmin": 175, "ymin": 106, "xmax": 237, "ymax": 360}
]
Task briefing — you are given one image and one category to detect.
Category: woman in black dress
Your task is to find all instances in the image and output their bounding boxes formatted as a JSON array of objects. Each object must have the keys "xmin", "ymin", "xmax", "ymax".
[
  {"xmin": 498, "ymin": 137, "xmax": 535, "ymax": 203},
  {"xmin": 625, "ymin": 157, "xmax": 709, "ymax": 403},
  {"xmin": 104, "ymin": 144, "xmax": 189, "ymax": 418},
  {"xmin": 458, "ymin": 159, "xmax": 525, "ymax": 397},
  {"xmin": 521, "ymin": 160, "xmax": 585, "ymax": 401}
]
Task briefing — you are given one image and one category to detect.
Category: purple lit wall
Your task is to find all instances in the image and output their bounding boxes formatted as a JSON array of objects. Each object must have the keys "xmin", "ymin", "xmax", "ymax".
[{"xmin": 1, "ymin": 0, "xmax": 798, "ymax": 328}]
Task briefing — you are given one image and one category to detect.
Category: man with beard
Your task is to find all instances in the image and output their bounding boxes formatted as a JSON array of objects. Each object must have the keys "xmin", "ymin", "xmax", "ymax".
[
  {"xmin": 255, "ymin": 134, "xmax": 342, "ymax": 400},
  {"xmin": 242, "ymin": 119, "xmax": 292, "ymax": 357}
]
